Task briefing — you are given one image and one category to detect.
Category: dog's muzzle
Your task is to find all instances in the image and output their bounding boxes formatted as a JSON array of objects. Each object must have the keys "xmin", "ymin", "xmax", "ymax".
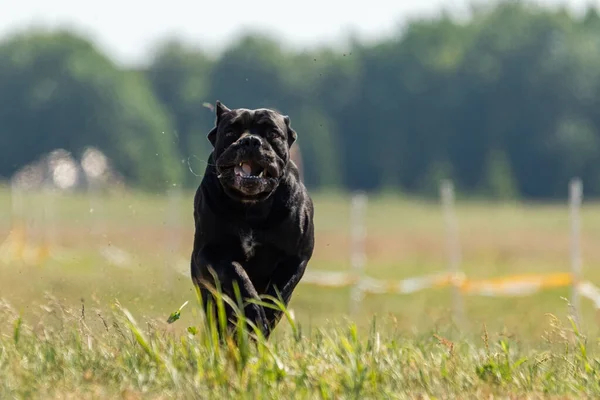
[{"xmin": 215, "ymin": 135, "xmax": 281, "ymax": 201}]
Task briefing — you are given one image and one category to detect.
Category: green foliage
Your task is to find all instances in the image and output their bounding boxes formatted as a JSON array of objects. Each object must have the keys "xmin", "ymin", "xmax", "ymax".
[
  {"xmin": 475, "ymin": 338, "xmax": 528, "ymax": 385},
  {"xmin": 7, "ymin": 3, "xmax": 600, "ymax": 198},
  {"xmin": 145, "ymin": 40, "xmax": 214, "ymax": 186},
  {"xmin": 482, "ymin": 149, "xmax": 518, "ymax": 200},
  {"xmin": 166, "ymin": 300, "xmax": 189, "ymax": 324},
  {"xmin": 2, "ymin": 296, "xmax": 600, "ymax": 398},
  {"xmin": 419, "ymin": 159, "xmax": 454, "ymax": 198},
  {"xmin": 0, "ymin": 30, "xmax": 182, "ymax": 189}
]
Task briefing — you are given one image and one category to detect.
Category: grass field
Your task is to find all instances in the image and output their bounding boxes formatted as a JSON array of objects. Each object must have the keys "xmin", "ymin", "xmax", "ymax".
[{"xmin": 2, "ymin": 186, "xmax": 600, "ymax": 398}]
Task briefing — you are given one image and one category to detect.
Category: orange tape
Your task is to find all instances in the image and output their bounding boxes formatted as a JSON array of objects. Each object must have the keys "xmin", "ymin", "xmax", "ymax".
[
  {"xmin": 460, "ymin": 272, "xmax": 573, "ymax": 295},
  {"xmin": 301, "ymin": 271, "xmax": 575, "ymax": 297}
]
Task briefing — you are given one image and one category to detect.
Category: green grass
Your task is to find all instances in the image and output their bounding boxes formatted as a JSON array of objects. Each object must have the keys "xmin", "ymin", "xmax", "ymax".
[
  {"xmin": 2, "ymin": 186, "xmax": 600, "ymax": 397},
  {"xmin": 1, "ymin": 293, "xmax": 599, "ymax": 398}
]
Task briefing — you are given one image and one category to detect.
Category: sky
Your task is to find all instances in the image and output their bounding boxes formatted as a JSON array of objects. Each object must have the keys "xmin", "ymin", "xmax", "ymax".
[{"xmin": 0, "ymin": 0, "xmax": 598, "ymax": 66}]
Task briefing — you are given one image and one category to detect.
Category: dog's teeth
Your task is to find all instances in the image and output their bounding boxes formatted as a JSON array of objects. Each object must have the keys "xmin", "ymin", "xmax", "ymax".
[{"xmin": 258, "ymin": 170, "xmax": 264, "ymax": 178}]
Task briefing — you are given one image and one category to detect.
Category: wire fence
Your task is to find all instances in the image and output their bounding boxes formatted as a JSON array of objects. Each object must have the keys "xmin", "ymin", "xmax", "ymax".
[
  {"xmin": 0, "ymin": 171, "xmax": 597, "ymax": 327},
  {"xmin": 299, "ymin": 177, "xmax": 598, "ymax": 329}
]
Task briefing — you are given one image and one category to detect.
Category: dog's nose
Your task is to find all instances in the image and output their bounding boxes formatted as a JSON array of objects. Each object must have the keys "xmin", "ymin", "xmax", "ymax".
[{"xmin": 239, "ymin": 135, "xmax": 262, "ymax": 149}]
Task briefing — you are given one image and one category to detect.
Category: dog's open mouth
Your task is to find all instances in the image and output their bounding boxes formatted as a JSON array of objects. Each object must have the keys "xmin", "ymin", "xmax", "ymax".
[
  {"xmin": 216, "ymin": 156, "xmax": 280, "ymax": 201},
  {"xmin": 234, "ymin": 160, "xmax": 268, "ymax": 179}
]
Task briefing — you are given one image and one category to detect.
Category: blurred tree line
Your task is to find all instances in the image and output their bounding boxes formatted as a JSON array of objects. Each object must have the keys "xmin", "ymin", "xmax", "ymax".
[{"xmin": 2, "ymin": 2, "xmax": 600, "ymax": 198}]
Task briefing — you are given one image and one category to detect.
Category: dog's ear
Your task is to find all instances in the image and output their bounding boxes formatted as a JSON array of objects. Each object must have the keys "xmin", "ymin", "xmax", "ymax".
[
  {"xmin": 207, "ymin": 127, "xmax": 217, "ymax": 147},
  {"xmin": 207, "ymin": 100, "xmax": 231, "ymax": 147},
  {"xmin": 215, "ymin": 100, "xmax": 230, "ymax": 121},
  {"xmin": 283, "ymin": 115, "xmax": 297, "ymax": 147}
]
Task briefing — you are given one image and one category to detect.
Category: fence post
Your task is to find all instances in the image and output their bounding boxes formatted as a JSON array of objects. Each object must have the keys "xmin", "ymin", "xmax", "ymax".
[
  {"xmin": 440, "ymin": 180, "xmax": 465, "ymax": 328},
  {"xmin": 350, "ymin": 191, "xmax": 368, "ymax": 317},
  {"xmin": 569, "ymin": 178, "xmax": 583, "ymax": 328}
]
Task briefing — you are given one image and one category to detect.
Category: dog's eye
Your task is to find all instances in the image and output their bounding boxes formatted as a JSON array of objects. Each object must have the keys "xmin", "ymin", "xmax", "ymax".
[{"xmin": 266, "ymin": 130, "xmax": 282, "ymax": 140}]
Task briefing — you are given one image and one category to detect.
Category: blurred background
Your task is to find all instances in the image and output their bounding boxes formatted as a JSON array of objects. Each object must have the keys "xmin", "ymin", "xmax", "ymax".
[{"xmin": 2, "ymin": 0, "xmax": 600, "ymax": 340}]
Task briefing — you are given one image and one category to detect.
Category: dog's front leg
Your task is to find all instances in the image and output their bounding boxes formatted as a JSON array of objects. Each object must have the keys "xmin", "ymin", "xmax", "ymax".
[
  {"xmin": 192, "ymin": 250, "xmax": 269, "ymax": 336},
  {"xmin": 263, "ymin": 257, "xmax": 310, "ymax": 334}
]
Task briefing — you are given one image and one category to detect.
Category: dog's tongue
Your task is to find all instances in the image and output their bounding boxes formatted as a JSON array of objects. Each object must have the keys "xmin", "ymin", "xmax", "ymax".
[
  {"xmin": 241, "ymin": 162, "xmax": 252, "ymax": 176},
  {"xmin": 234, "ymin": 161, "xmax": 260, "ymax": 177}
]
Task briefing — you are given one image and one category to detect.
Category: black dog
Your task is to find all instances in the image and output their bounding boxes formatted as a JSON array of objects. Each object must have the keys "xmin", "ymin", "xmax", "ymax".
[{"xmin": 190, "ymin": 101, "xmax": 314, "ymax": 339}]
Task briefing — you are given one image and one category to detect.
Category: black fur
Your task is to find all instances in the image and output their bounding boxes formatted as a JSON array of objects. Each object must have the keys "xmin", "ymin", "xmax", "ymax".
[{"xmin": 190, "ymin": 101, "xmax": 314, "ymax": 338}]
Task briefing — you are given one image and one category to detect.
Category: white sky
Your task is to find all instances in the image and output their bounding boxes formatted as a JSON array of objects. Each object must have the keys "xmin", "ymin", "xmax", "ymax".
[{"xmin": 0, "ymin": 0, "xmax": 597, "ymax": 66}]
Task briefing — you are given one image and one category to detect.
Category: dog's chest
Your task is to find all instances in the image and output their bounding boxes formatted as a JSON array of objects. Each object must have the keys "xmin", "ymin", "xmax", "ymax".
[
  {"xmin": 239, "ymin": 229, "xmax": 260, "ymax": 258},
  {"xmin": 237, "ymin": 228, "xmax": 283, "ymax": 283}
]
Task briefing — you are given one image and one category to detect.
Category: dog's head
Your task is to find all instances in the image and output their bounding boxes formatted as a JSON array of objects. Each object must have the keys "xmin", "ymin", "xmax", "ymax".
[{"xmin": 207, "ymin": 101, "xmax": 297, "ymax": 203}]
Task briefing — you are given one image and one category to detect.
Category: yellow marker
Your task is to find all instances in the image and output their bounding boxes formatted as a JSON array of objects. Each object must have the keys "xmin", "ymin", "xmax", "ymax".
[{"xmin": 461, "ymin": 272, "xmax": 573, "ymax": 295}]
